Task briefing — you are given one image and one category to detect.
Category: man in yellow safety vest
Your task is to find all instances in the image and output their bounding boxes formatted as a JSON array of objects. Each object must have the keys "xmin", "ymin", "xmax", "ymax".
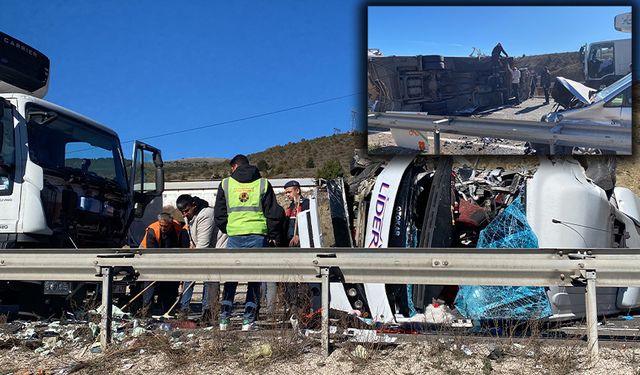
[{"xmin": 214, "ymin": 154, "xmax": 283, "ymax": 331}]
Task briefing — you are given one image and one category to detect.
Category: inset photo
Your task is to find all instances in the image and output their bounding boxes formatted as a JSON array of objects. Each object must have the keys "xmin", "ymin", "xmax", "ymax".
[{"xmin": 367, "ymin": 6, "xmax": 632, "ymax": 155}]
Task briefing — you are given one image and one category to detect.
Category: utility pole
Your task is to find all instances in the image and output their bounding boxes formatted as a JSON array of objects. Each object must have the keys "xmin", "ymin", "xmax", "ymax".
[{"xmin": 351, "ymin": 108, "xmax": 357, "ymax": 133}]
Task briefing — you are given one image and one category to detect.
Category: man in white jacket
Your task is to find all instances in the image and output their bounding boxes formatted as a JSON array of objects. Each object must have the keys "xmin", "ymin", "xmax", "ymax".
[
  {"xmin": 176, "ymin": 194, "xmax": 228, "ymax": 322},
  {"xmin": 506, "ymin": 62, "xmax": 521, "ymax": 105}
]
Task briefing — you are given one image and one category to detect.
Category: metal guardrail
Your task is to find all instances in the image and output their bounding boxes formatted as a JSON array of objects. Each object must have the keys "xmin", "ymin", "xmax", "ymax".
[
  {"xmin": 368, "ymin": 111, "xmax": 632, "ymax": 154},
  {"xmin": 2, "ymin": 247, "xmax": 640, "ymax": 359}
]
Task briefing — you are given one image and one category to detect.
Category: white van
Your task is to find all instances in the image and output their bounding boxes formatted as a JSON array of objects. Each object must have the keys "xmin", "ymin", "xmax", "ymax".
[{"xmin": 542, "ymin": 73, "xmax": 631, "ymax": 128}]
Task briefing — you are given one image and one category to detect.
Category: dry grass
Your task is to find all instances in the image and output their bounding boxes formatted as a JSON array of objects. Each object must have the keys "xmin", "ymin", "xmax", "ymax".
[
  {"xmin": 164, "ymin": 133, "xmax": 359, "ymax": 181},
  {"xmin": 332, "ymin": 317, "xmax": 603, "ymax": 375}
]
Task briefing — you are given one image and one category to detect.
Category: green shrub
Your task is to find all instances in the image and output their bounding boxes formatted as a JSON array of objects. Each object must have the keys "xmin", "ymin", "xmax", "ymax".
[
  {"xmin": 317, "ymin": 159, "xmax": 344, "ymax": 180},
  {"xmin": 305, "ymin": 157, "xmax": 315, "ymax": 168},
  {"xmin": 257, "ymin": 159, "xmax": 270, "ymax": 172}
]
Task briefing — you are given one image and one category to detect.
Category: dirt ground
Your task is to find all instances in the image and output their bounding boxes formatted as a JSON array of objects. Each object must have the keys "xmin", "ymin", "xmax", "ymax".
[
  {"xmin": 368, "ymin": 131, "xmax": 528, "ymax": 155},
  {"xmin": 2, "ymin": 325, "xmax": 640, "ymax": 375}
]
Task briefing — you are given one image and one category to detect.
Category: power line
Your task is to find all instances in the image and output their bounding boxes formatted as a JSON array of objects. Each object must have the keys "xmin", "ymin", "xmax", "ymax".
[{"xmin": 120, "ymin": 92, "xmax": 361, "ymax": 145}]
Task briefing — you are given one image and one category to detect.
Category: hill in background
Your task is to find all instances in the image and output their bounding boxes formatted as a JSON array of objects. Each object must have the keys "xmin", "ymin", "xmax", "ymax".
[
  {"xmin": 516, "ymin": 51, "xmax": 583, "ymax": 82},
  {"xmin": 165, "ymin": 132, "xmax": 361, "ymax": 181}
]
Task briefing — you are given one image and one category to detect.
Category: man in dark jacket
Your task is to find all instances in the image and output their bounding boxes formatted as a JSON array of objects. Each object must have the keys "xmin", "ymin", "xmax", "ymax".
[
  {"xmin": 177, "ymin": 194, "xmax": 227, "ymax": 322},
  {"xmin": 214, "ymin": 154, "xmax": 282, "ymax": 331},
  {"xmin": 491, "ymin": 42, "xmax": 508, "ymax": 72}
]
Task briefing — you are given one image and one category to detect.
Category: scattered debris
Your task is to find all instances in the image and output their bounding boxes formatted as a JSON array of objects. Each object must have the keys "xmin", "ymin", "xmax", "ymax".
[
  {"xmin": 455, "ymin": 197, "xmax": 553, "ymax": 320},
  {"xmin": 244, "ymin": 343, "xmax": 273, "ymax": 360},
  {"xmin": 344, "ymin": 328, "xmax": 397, "ymax": 344},
  {"xmin": 351, "ymin": 344, "xmax": 369, "ymax": 359},
  {"xmin": 92, "ymin": 304, "xmax": 130, "ymax": 319},
  {"xmin": 487, "ymin": 346, "xmax": 505, "ymax": 361},
  {"xmin": 89, "ymin": 342, "xmax": 102, "ymax": 354}
]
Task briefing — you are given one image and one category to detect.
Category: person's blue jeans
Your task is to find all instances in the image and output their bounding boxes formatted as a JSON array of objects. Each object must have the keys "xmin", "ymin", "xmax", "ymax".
[
  {"xmin": 261, "ymin": 282, "xmax": 277, "ymax": 316},
  {"xmin": 180, "ymin": 281, "xmax": 197, "ymax": 312},
  {"xmin": 142, "ymin": 281, "xmax": 155, "ymax": 306},
  {"xmin": 220, "ymin": 235, "xmax": 267, "ymax": 323},
  {"xmin": 180, "ymin": 282, "xmax": 218, "ymax": 312}
]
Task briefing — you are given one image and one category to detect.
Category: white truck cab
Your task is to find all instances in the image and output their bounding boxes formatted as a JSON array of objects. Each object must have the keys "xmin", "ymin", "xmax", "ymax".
[
  {"xmin": 1, "ymin": 32, "xmax": 164, "ymax": 250},
  {"xmin": 580, "ymin": 38, "xmax": 631, "ymax": 89},
  {"xmin": 0, "ymin": 32, "xmax": 165, "ymax": 314},
  {"xmin": 580, "ymin": 13, "xmax": 632, "ymax": 89}
]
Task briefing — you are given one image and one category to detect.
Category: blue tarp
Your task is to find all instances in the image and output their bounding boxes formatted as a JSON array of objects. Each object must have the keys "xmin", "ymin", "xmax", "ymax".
[{"xmin": 454, "ymin": 197, "xmax": 553, "ymax": 320}]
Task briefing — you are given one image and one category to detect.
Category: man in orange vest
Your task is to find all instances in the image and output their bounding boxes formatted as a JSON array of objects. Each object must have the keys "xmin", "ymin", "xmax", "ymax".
[
  {"xmin": 136, "ymin": 213, "xmax": 188, "ymax": 315},
  {"xmin": 141, "ymin": 212, "xmax": 186, "ymax": 248}
]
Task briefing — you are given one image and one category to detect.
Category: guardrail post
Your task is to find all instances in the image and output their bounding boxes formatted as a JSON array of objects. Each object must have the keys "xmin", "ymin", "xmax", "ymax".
[
  {"xmin": 99, "ymin": 266, "xmax": 113, "ymax": 350},
  {"xmin": 434, "ymin": 129, "xmax": 441, "ymax": 155},
  {"xmin": 584, "ymin": 270, "xmax": 599, "ymax": 361},
  {"xmin": 320, "ymin": 266, "xmax": 330, "ymax": 357}
]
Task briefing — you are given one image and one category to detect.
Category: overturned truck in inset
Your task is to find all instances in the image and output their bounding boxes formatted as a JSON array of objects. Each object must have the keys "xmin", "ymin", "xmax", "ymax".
[{"xmin": 368, "ymin": 53, "xmax": 533, "ymax": 115}]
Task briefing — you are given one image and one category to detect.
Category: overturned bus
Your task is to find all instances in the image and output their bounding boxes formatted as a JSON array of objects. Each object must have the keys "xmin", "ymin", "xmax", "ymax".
[
  {"xmin": 301, "ymin": 155, "xmax": 640, "ymax": 323},
  {"xmin": 368, "ymin": 53, "xmax": 533, "ymax": 115}
]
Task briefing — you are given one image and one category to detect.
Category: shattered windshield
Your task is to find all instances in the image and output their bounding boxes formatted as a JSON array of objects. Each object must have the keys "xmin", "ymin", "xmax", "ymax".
[
  {"xmin": 26, "ymin": 104, "xmax": 128, "ymax": 189},
  {"xmin": 594, "ymin": 73, "xmax": 631, "ymax": 102}
]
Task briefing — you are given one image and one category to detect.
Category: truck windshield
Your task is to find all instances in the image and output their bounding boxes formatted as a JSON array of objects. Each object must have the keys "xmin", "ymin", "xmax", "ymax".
[
  {"xmin": 588, "ymin": 43, "xmax": 615, "ymax": 79},
  {"xmin": 26, "ymin": 104, "xmax": 128, "ymax": 189}
]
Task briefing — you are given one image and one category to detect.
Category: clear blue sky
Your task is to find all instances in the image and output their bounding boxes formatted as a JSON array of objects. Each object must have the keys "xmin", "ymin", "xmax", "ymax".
[
  {"xmin": 1, "ymin": 1, "xmax": 360, "ymax": 161},
  {"xmin": 369, "ymin": 6, "xmax": 632, "ymax": 57}
]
